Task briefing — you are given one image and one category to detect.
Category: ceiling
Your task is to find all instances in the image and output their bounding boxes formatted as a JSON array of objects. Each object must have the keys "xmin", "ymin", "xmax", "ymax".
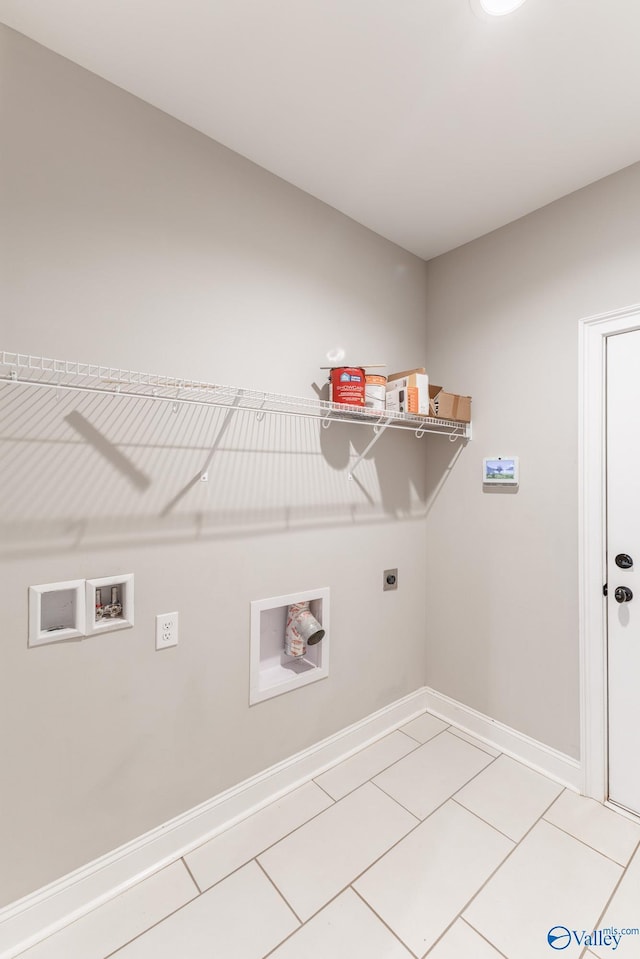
[{"xmin": 2, "ymin": 0, "xmax": 640, "ymax": 259}]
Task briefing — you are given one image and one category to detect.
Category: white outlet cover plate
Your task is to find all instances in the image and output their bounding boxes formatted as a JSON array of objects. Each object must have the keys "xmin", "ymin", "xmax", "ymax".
[{"xmin": 156, "ymin": 612, "xmax": 179, "ymax": 650}]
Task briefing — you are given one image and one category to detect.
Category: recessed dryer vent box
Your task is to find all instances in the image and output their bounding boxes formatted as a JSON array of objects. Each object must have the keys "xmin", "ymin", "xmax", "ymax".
[
  {"xmin": 250, "ymin": 587, "xmax": 330, "ymax": 705},
  {"xmin": 29, "ymin": 580, "xmax": 86, "ymax": 647},
  {"xmin": 85, "ymin": 574, "xmax": 134, "ymax": 636}
]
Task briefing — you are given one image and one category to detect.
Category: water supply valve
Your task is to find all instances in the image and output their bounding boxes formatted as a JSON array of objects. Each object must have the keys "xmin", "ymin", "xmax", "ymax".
[{"xmin": 96, "ymin": 585, "xmax": 123, "ymax": 619}]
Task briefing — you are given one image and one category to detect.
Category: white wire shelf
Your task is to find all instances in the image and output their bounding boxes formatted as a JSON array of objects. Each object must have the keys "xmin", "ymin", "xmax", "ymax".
[{"xmin": 0, "ymin": 351, "xmax": 472, "ymax": 444}]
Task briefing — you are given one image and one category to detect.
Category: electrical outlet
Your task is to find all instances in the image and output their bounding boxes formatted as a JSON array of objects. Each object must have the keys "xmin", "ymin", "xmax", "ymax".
[
  {"xmin": 383, "ymin": 568, "xmax": 398, "ymax": 591},
  {"xmin": 156, "ymin": 612, "xmax": 179, "ymax": 650}
]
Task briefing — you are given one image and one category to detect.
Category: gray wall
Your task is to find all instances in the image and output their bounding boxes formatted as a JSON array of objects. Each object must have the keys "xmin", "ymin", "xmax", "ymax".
[
  {"xmin": 0, "ymin": 26, "xmax": 432, "ymax": 905},
  {"xmin": 424, "ymin": 160, "xmax": 640, "ymax": 759}
]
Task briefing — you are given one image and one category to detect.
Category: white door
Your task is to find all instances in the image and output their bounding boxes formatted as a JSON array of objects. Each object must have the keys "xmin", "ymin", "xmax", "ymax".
[{"xmin": 607, "ymin": 328, "xmax": 640, "ymax": 814}]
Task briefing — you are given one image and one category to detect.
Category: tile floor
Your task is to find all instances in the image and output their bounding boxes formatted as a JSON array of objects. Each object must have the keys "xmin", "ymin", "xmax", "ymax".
[{"xmin": 17, "ymin": 714, "xmax": 640, "ymax": 959}]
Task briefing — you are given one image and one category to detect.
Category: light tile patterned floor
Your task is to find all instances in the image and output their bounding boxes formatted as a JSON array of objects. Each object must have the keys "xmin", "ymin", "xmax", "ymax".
[{"xmin": 17, "ymin": 717, "xmax": 640, "ymax": 959}]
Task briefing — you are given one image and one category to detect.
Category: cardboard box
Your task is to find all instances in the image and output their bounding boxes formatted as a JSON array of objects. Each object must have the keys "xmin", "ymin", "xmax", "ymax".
[
  {"xmin": 386, "ymin": 372, "xmax": 429, "ymax": 415},
  {"xmin": 387, "ymin": 368, "xmax": 426, "ymax": 382},
  {"xmin": 387, "ymin": 372, "xmax": 428, "ymax": 391},
  {"xmin": 429, "ymin": 385, "xmax": 472, "ymax": 423}
]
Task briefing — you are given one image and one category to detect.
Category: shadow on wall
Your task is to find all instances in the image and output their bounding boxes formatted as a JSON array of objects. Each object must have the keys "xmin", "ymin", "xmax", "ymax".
[{"xmin": 0, "ymin": 384, "xmax": 468, "ymax": 557}]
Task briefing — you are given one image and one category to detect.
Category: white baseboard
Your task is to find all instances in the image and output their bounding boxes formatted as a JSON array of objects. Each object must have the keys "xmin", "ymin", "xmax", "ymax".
[
  {"xmin": 425, "ymin": 687, "xmax": 581, "ymax": 790},
  {"xmin": 0, "ymin": 688, "xmax": 428, "ymax": 959}
]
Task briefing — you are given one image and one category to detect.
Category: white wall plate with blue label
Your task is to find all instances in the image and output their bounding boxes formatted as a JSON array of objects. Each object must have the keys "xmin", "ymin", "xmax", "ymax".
[{"xmin": 483, "ymin": 456, "xmax": 519, "ymax": 486}]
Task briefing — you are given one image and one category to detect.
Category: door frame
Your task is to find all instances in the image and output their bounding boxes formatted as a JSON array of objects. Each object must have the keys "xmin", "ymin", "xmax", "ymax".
[{"xmin": 579, "ymin": 303, "xmax": 640, "ymax": 802}]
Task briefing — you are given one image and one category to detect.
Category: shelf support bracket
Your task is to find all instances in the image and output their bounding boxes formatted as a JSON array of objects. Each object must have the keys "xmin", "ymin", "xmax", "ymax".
[{"xmin": 348, "ymin": 417, "xmax": 393, "ymax": 480}]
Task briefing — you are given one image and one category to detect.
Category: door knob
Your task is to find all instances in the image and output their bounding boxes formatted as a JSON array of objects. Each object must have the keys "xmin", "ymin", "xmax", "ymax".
[
  {"xmin": 615, "ymin": 553, "xmax": 634, "ymax": 569},
  {"xmin": 614, "ymin": 586, "xmax": 633, "ymax": 604}
]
